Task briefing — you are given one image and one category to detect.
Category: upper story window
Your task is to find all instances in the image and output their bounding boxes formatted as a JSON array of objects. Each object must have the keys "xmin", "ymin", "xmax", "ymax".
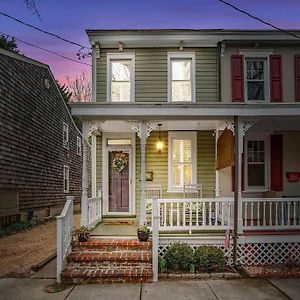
[
  {"xmin": 77, "ymin": 136, "xmax": 82, "ymax": 156},
  {"xmin": 168, "ymin": 52, "xmax": 195, "ymax": 102},
  {"xmin": 245, "ymin": 57, "xmax": 269, "ymax": 101},
  {"xmin": 168, "ymin": 132, "xmax": 197, "ymax": 192},
  {"xmin": 107, "ymin": 53, "xmax": 135, "ymax": 102},
  {"xmin": 63, "ymin": 122, "xmax": 69, "ymax": 149}
]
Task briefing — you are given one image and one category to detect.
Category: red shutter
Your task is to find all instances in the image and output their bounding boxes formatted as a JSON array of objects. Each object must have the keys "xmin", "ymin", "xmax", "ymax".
[
  {"xmin": 295, "ymin": 55, "xmax": 300, "ymax": 101},
  {"xmin": 270, "ymin": 55, "xmax": 282, "ymax": 102},
  {"xmin": 231, "ymin": 55, "xmax": 244, "ymax": 102},
  {"xmin": 270, "ymin": 135, "xmax": 283, "ymax": 191}
]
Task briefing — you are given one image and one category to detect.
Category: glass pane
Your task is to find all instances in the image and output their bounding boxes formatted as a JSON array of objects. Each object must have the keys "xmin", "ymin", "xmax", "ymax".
[
  {"xmin": 111, "ymin": 82, "xmax": 130, "ymax": 102},
  {"xmin": 172, "ymin": 81, "xmax": 191, "ymax": 101},
  {"xmin": 247, "ymin": 60, "xmax": 264, "ymax": 80},
  {"xmin": 247, "ymin": 81, "xmax": 264, "ymax": 100},
  {"xmin": 112, "ymin": 61, "xmax": 130, "ymax": 81},
  {"xmin": 248, "ymin": 164, "xmax": 265, "ymax": 186},
  {"xmin": 172, "ymin": 140, "xmax": 181, "ymax": 163},
  {"xmin": 107, "ymin": 139, "xmax": 132, "ymax": 146},
  {"xmin": 172, "ymin": 60, "xmax": 191, "ymax": 80},
  {"xmin": 172, "ymin": 164, "xmax": 181, "ymax": 187},
  {"xmin": 183, "ymin": 164, "xmax": 192, "ymax": 184},
  {"xmin": 183, "ymin": 140, "xmax": 191, "ymax": 162}
]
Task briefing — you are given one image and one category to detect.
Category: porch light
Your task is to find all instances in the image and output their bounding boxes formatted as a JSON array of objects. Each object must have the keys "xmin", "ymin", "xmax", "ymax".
[{"xmin": 156, "ymin": 124, "xmax": 164, "ymax": 154}]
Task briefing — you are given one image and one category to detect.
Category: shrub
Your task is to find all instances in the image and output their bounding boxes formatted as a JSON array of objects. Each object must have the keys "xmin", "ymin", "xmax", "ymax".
[
  {"xmin": 194, "ymin": 246, "xmax": 226, "ymax": 273},
  {"xmin": 164, "ymin": 242, "xmax": 194, "ymax": 272}
]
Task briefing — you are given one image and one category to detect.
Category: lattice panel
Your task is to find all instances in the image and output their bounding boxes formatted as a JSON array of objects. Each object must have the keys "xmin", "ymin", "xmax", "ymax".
[
  {"xmin": 237, "ymin": 242, "xmax": 300, "ymax": 266},
  {"xmin": 158, "ymin": 243, "xmax": 233, "ymax": 265}
]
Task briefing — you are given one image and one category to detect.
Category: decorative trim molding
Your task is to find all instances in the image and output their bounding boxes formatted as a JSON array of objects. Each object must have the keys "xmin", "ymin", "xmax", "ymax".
[
  {"xmin": 89, "ymin": 121, "xmax": 105, "ymax": 136},
  {"xmin": 129, "ymin": 121, "xmax": 158, "ymax": 138}
]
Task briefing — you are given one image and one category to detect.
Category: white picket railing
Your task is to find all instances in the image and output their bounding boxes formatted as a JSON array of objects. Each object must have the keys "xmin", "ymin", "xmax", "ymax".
[
  {"xmin": 88, "ymin": 193, "xmax": 102, "ymax": 229},
  {"xmin": 56, "ymin": 196, "xmax": 73, "ymax": 283},
  {"xmin": 156, "ymin": 198, "xmax": 234, "ymax": 231},
  {"xmin": 242, "ymin": 198, "xmax": 300, "ymax": 230}
]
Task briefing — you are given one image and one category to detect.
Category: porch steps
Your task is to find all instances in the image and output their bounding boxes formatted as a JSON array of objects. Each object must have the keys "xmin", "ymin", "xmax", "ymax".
[{"xmin": 61, "ymin": 239, "xmax": 152, "ymax": 284}]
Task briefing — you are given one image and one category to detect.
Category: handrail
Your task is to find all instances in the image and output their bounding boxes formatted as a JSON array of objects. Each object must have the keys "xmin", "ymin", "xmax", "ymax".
[
  {"xmin": 56, "ymin": 196, "xmax": 74, "ymax": 283},
  {"xmin": 152, "ymin": 198, "xmax": 159, "ymax": 282}
]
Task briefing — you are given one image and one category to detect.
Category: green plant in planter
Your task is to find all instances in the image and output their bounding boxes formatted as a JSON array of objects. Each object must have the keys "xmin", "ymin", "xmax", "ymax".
[
  {"xmin": 137, "ymin": 224, "xmax": 150, "ymax": 241},
  {"xmin": 73, "ymin": 226, "xmax": 90, "ymax": 242},
  {"xmin": 164, "ymin": 242, "xmax": 194, "ymax": 272},
  {"xmin": 194, "ymin": 246, "xmax": 226, "ymax": 273}
]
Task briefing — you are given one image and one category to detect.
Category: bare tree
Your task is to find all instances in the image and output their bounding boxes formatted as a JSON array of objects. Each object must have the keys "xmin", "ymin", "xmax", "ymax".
[
  {"xmin": 24, "ymin": 1, "xmax": 41, "ymax": 19},
  {"xmin": 66, "ymin": 72, "xmax": 92, "ymax": 102}
]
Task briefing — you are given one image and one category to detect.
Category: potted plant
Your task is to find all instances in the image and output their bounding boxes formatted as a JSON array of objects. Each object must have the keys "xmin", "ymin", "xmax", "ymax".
[
  {"xmin": 137, "ymin": 224, "xmax": 150, "ymax": 242},
  {"xmin": 74, "ymin": 226, "xmax": 89, "ymax": 242}
]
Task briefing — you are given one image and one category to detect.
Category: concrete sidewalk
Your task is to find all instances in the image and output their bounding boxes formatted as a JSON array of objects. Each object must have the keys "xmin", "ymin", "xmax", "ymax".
[{"xmin": 0, "ymin": 277, "xmax": 299, "ymax": 300}]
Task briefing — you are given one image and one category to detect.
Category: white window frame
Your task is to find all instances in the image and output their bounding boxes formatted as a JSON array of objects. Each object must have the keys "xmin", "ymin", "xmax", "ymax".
[
  {"xmin": 244, "ymin": 132, "xmax": 270, "ymax": 192},
  {"xmin": 168, "ymin": 131, "xmax": 197, "ymax": 192},
  {"xmin": 76, "ymin": 136, "xmax": 82, "ymax": 156},
  {"xmin": 106, "ymin": 52, "xmax": 135, "ymax": 102},
  {"xmin": 63, "ymin": 165, "xmax": 70, "ymax": 193},
  {"xmin": 239, "ymin": 50, "xmax": 273, "ymax": 103},
  {"xmin": 63, "ymin": 122, "xmax": 69, "ymax": 149},
  {"xmin": 167, "ymin": 52, "xmax": 196, "ymax": 102}
]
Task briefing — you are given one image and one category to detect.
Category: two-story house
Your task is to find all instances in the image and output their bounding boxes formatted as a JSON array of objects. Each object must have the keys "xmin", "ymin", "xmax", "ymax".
[
  {"xmin": 0, "ymin": 48, "xmax": 83, "ymax": 226},
  {"xmin": 62, "ymin": 29, "xmax": 300, "ymax": 283}
]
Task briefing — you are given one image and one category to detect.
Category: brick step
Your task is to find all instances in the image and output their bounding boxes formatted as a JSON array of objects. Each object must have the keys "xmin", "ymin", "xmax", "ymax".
[
  {"xmin": 67, "ymin": 251, "xmax": 152, "ymax": 263},
  {"xmin": 72, "ymin": 239, "xmax": 151, "ymax": 252},
  {"xmin": 61, "ymin": 266, "xmax": 152, "ymax": 284}
]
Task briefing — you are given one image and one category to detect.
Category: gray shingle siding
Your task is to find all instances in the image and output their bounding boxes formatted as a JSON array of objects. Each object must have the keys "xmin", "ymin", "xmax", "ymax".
[{"xmin": 0, "ymin": 52, "xmax": 82, "ymax": 212}]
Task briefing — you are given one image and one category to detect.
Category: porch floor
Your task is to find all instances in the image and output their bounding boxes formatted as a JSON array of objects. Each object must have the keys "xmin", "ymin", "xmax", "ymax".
[{"xmin": 90, "ymin": 223, "xmax": 138, "ymax": 236}]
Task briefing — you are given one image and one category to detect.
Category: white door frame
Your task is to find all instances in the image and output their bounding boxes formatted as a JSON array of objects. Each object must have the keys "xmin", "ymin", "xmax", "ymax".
[{"xmin": 102, "ymin": 133, "xmax": 136, "ymax": 216}]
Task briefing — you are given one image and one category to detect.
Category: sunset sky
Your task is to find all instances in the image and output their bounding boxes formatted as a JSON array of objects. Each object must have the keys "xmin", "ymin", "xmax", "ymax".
[{"xmin": 1, "ymin": 0, "xmax": 300, "ymax": 84}]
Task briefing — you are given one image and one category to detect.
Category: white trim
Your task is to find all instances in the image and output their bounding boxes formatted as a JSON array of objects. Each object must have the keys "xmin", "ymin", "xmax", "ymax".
[
  {"xmin": 91, "ymin": 135, "xmax": 97, "ymax": 197},
  {"xmin": 239, "ymin": 50, "xmax": 274, "ymax": 57},
  {"xmin": 70, "ymin": 103, "xmax": 300, "ymax": 119},
  {"xmin": 168, "ymin": 131, "xmax": 197, "ymax": 192},
  {"xmin": 106, "ymin": 52, "xmax": 135, "ymax": 103},
  {"xmin": 244, "ymin": 56, "xmax": 270, "ymax": 103},
  {"xmin": 76, "ymin": 136, "xmax": 82, "ymax": 156},
  {"xmin": 244, "ymin": 131, "xmax": 271, "ymax": 192},
  {"xmin": 63, "ymin": 165, "xmax": 69, "ymax": 193},
  {"xmin": 167, "ymin": 52, "xmax": 196, "ymax": 103},
  {"xmin": 63, "ymin": 122, "xmax": 69, "ymax": 149},
  {"xmin": 92, "ymin": 45, "xmax": 97, "ymax": 102},
  {"xmin": 102, "ymin": 133, "xmax": 136, "ymax": 216}
]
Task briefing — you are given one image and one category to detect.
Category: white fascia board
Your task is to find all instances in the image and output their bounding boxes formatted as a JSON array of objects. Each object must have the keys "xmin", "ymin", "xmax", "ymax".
[{"xmin": 70, "ymin": 103, "xmax": 300, "ymax": 119}]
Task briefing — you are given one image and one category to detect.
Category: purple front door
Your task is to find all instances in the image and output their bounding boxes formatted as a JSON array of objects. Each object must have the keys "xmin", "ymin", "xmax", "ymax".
[{"xmin": 108, "ymin": 151, "xmax": 130, "ymax": 212}]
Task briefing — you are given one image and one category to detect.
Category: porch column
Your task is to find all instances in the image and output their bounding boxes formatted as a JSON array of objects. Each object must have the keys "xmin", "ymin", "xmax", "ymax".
[
  {"xmin": 130, "ymin": 121, "xmax": 158, "ymax": 225},
  {"xmin": 81, "ymin": 121, "xmax": 89, "ymax": 227},
  {"xmin": 231, "ymin": 117, "xmax": 254, "ymax": 264}
]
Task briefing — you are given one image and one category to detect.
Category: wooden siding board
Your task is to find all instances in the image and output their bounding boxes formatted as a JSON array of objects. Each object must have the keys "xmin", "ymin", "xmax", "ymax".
[{"xmin": 96, "ymin": 48, "xmax": 218, "ymax": 103}]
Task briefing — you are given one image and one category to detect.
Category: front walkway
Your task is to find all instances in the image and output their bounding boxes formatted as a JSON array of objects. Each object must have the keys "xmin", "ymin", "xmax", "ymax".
[{"xmin": 0, "ymin": 277, "xmax": 299, "ymax": 300}]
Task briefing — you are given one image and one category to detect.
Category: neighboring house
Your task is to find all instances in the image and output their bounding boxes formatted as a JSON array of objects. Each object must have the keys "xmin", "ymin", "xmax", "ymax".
[
  {"xmin": 59, "ymin": 29, "xmax": 300, "ymax": 283},
  {"xmin": 0, "ymin": 48, "xmax": 83, "ymax": 226}
]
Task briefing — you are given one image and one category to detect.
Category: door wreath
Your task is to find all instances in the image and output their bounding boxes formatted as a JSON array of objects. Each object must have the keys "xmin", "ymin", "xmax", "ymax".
[{"xmin": 112, "ymin": 152, "xmax": 129, "ymax": 172}]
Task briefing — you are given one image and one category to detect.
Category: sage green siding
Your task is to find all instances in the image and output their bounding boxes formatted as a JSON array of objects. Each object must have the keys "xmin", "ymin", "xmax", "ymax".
[{"xmin": 96, "ymin": 48, "xmax": 218, "ymax": 103}]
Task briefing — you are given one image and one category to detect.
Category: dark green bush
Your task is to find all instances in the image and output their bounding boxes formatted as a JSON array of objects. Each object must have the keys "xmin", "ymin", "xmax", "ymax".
[
  {"xmin": 0, "ymin": 221, "xmax": 32, "ymax": 238},
  {"xmin": 164, "ymin": 242, "xmax": 194, "ymax": 272},
  {"xmin": 194, "ymin": 246, "xmax": 226, "ymax": 273}
]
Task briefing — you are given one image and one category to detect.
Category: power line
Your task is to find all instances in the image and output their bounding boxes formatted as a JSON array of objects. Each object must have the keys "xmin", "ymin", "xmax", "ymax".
[
  {"xmin": 0, "ymin": 11, "xmax": 91, "ymax": 49},
  {"xmin": 0, "ymin": 32, "xmax": 92, "ymax": 67},
  {"xmin": 216, "ymin": 0, "xmax": 300, "ymax": 41}
]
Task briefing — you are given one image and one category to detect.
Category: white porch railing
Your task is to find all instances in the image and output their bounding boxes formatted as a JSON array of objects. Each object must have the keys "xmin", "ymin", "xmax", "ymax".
[
  {"xmin": 56, "ymin": 196, "xmax": 73, "ymax": 283},
  {"xmin": 88, "ymin": 191, "xmax": 102, "ymax": 229},
  {"xmin": 242, "ymin": 198, "xmax": 300, "ymax": 230},
  {"xmin": 156, "ymin": 198, "xmax": 234, "ymax": 231}
]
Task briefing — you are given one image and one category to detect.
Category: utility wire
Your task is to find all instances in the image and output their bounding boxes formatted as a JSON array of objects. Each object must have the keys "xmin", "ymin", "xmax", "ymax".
[
  {"xmin": 217, "ymin": 0, "xmax": 300, "ymax": 41},
  {"xmin": 0, "ymin": 11, "xmax": 91, "ymax": 49},
  {"xmin": 1, "ymin": 32, "xmax": 92, "ymax": 67}
]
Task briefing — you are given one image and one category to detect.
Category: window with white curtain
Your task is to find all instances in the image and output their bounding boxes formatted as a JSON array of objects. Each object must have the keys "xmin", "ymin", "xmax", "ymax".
[
  {"xmin": 168, "ymin": 132, "xmax": 197, "ymax": 191},
  {"xmin": 107, "ymin": 53, "xmax": 135, "ymax": 102},
  {"xmin": 168, "ymin": 53, "xmax": 195, "ymax": 102}
]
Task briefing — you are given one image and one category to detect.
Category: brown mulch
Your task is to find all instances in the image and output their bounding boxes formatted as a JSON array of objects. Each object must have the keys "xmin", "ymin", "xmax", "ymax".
[
  {"xmin": 0, "ymin": 214, "xmax": 80, "ymax": 278},
  {"xmin": 245, "ymin": 264, "xmax": 300, "ymax": 278}
]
